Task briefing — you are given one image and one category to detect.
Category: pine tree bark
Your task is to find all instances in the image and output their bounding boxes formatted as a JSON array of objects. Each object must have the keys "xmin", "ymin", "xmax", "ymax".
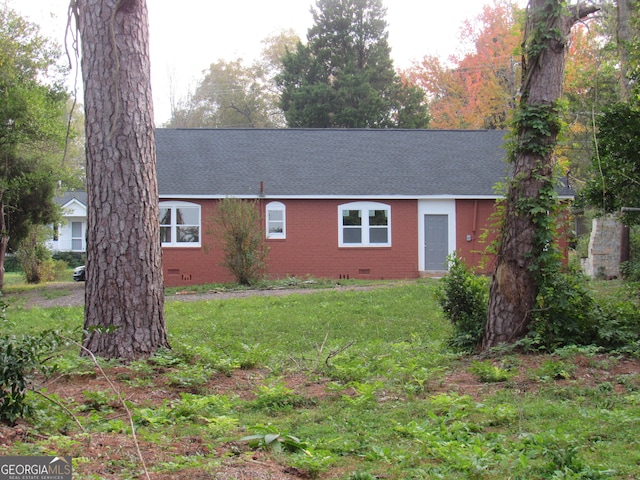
[
  {"xmin": 482, "ymin": 0, "xmax": 600, "ymax": 349},
  {"xmin": 617, "ymin": 0, "xmax": 633, "ymax": 101},
  {"xmin": 76, "ymin": 0, "xmax": 168, "ymax": 360}
]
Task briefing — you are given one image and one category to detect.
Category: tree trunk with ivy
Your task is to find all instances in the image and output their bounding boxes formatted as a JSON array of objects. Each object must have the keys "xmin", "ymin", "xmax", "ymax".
[
  {"xmin": 75, "ymin": 0, "xmax": 168, "ymax": 360},
  {"xmin": 482, "ymin": 0, "xmax": 600, "ymax": 349}
]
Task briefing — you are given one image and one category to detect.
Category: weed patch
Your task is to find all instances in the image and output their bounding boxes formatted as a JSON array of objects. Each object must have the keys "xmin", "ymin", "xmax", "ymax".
[{"xmin": 1, "ymin": 281, "xmax": 639, "ymax": 478}]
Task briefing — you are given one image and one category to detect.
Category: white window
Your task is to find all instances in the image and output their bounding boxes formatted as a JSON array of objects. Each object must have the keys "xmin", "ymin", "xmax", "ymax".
[
  {"xmin": 338, "ymin": 202, "xmax": 391, "ymax": 247},
  {"xmin": 266, "ymin": 202, "xmax": 286, "ymax": 239},
  {"xmin": 159, "ymin": 201, "xmax": 201, "ymax": 247}
]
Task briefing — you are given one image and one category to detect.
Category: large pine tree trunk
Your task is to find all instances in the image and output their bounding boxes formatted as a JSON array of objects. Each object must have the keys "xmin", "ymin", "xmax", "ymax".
[
  {"xmin": 482, "ymin": 0, "xmax": 599, "ymax": 349},
  {"xmin": 77, "ymin": 0, "xmax": 168, "ymax": 360},
  {"xmin": 617, "ymin": 0, "xmax": 633, "ymax": 101}
]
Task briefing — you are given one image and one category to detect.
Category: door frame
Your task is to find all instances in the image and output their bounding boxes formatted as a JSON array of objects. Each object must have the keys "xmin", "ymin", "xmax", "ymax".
[{"xmin": 417, "ymin": 199, "xmax": 456, "ymax": 273}]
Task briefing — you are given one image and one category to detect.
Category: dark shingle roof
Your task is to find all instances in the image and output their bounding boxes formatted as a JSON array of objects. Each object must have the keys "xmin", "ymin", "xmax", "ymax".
[
  {"xmin": 154, "ymin": 128, "xmax": 570, "ymax": 198},
  {"xmin": 55, "ymin": 191, "xmax": 87, "ymax": 206}
]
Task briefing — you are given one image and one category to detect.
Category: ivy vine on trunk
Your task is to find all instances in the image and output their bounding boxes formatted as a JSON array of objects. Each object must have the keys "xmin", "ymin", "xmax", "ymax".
[{"xmin": 482, "ymin": 0, "xmax": 600, "ymax": 349}]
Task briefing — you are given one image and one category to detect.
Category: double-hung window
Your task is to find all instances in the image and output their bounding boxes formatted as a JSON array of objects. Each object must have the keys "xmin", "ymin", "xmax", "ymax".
[
  {"xmin": 338, "ymin": 202, "xmax": 391, "ymax": 247},
  {"xmin": 159, "ymin": 201, "xmax": 201, "ymax": 247},
  {"xmin": 266, "ymin": 202, "xmax": 286, "ymax": 239}
]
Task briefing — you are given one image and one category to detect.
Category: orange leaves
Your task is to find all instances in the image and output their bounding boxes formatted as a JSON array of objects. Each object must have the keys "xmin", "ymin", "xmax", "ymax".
[{"xmin": 402, "ymin": 0, "xmax": 523, "ymax": 129}]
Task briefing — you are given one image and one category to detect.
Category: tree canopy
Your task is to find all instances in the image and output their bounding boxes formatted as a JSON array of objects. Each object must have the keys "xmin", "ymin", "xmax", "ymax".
[
  {"xmin": 0, "ymin": 6, "xmax": 73, "ymax": 289},
  {"xmin": 579, "ymin": 1, "xmax": 640, "ymax": 222},
  {"xmin": 581, "ymin": 101, "xmax": 640, "ymax": 222},
  {"xmin": 167, "ymin": 30, "xmax": 298, "ymax": 128},
  {"xmin": 403, "ymin": 0, "xmax": 523, "ymax": 130},
  {"xmin": 277, "ymin": 0, "xmax": 429, "ymax": 128}
]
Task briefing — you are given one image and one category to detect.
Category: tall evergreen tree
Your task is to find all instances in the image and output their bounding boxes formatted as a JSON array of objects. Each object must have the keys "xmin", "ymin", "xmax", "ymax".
[{"xmin": 278, "ymin": 0, "xmax": 428, "ymax": 128}]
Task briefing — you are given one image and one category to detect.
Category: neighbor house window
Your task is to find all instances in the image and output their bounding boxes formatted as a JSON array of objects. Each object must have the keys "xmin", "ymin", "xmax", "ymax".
[
  {"xmin": 266, "ymin": 202, "xmax": 286, "ymax": 239},
  {"xmin": 159, "ymin": 201, "xmax": 201, "ymax": 247},
  {"xmin": 338, "ymin": 202, "xmax": 391, "ymax": 247}
]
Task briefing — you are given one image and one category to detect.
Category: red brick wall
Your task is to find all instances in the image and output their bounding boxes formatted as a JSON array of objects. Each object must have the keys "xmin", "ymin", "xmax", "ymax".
[
  {"xmin": 455, "ymin": 199, "xmax": 498, "ymax": 274},
  {"xmin": 266, "ymin": 199, "xmax": 419, "ymax": 281},
  {"xmin": 161, "ymin": 199, "xmax": 233, "ymax": 287},
  {"xmin": 161, "ymin": 198, "xmax": 420, "ymax": 286},
  {"xmin": 454, "ymin": 199, "xmax": 573, "ymax": 274},
  {"xmin": 160, "ymin": 197, "xmax": 572, "ymax": 286}
]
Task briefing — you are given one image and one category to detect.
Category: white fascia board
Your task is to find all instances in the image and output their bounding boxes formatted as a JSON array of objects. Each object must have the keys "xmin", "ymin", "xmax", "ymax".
[
  {"xmin": 160, "ymin": 194, "xmax": 506, "ymax": 201},
  {"xmin": 61, "ymin": 199, "xmax": 87, "ymax": 216}
]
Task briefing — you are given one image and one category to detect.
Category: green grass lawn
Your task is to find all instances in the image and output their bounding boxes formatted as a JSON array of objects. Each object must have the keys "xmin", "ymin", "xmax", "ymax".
[{"xmin": 1, "ymin": 280, "xmax": 640, "ymax": 479}]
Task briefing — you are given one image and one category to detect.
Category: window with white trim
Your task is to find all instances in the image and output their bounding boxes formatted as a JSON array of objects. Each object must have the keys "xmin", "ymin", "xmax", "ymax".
[
  {"xmin": 266, "ymin": 201, "xmax": 286, "ymax": 239},
  {"xmin": 338, "ymin": 202, "xmax": 391, "ymax": 247},
  {"xmin": 159, "ymin": 201, "xmax": 201, "ymax": 247}
]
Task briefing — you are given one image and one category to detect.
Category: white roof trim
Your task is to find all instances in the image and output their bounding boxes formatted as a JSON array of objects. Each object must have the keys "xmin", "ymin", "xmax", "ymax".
[
  {"xmin": 159, "ymin": 194, "xmax": 506, "ymax": 201},
  {"xmin": 62, "ymin": 198, "xmax": 87, "ymax": 209}
]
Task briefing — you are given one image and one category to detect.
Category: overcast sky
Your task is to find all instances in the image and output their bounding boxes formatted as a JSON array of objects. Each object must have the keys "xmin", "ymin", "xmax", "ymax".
[{"xmin": 12, "ymin": 0, "xmax": 527, "ymax": 124}]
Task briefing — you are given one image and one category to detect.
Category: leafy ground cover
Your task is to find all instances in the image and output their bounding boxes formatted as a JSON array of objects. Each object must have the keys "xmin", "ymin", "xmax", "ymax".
[{"xmin": 1, "ymin": 280, "xmax": 640, "ymax": 479}]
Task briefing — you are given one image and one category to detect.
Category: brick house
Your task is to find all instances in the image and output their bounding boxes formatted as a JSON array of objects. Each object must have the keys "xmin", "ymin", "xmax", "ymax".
[{"xmin": 54, "ymin": 128, "xmax": 573, "ymax": 287}]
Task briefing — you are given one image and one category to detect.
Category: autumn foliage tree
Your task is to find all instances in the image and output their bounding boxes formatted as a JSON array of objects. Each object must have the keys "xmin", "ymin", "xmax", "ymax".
[{"xmin": 404, "ymin": 0, "xmax": 523, "ymax": 129}]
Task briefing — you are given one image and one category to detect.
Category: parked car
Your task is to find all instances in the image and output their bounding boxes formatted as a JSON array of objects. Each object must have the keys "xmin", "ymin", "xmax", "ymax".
[{"xmin": 73, "ymin": 265, "xmax": 86, "ymax": 282}]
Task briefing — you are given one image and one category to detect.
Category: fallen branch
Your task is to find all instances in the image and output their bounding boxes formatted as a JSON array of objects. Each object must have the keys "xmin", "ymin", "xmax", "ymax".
[
  {"xmin": 314, "ymin": 332, "xmax": 330, "ymax": 370},
  {"xmin": 32, "ymin": 389, "xmax": 85, "ymax": 433},
  {"xmin": 325, "ymin": 341, "xmax": 355, "ymax": 368}
]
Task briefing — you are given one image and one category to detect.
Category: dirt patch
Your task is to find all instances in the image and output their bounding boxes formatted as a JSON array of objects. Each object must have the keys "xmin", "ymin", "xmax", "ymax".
[{"xmin": 0, "ymin": 354, "xmax": 638, "ymax": 478}]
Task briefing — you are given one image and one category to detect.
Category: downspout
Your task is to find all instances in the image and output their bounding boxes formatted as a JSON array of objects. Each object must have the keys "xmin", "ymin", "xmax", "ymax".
[{"xmin": 472, "ymin": 200, "xmax": 478, "ymax": 235}]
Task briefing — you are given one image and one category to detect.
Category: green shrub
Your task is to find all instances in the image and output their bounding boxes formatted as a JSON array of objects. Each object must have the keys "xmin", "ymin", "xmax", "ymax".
[
  {"xmin": 16, "ymin": 227, "xmax": 55, "ymax": 284},
  {"xmin": 620, "ymin": 225, "xmax": 640, "ymax": 281},
  {"xmin": 436, "ymin": 255, "xmax": 489, "ymax": 352},
  {"xmin": 0, "ymin": 332, "xmax": 58, "ymax": 425},
  {"xmin": 594, "ymin": 296, "xmax": 640, "ymax": 352},
  {"xmin": 52, "ymin": 251, "xmax": 85, "ymax": 268},
  {"xmin": 529, "ymin": 273, "xmax": 598, "ymax": 349},
  {"xmin": 436, "ymin": 256, "xmax": 639, "ymax": 354},
  {"xmin": 212, "ymin": 198, "xmax": 268, "ymax": 286},
  {"xmin": 3, "ymin": 254, "xmax": 20, "ymax": 272},
  {"xmin": 527, "ymin": 273, "xmax": 640, "ymax": 354}
]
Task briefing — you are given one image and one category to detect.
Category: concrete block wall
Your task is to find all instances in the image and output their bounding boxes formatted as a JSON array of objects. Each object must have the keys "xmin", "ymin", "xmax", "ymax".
[{"xmin": 581, "ymin": 215, "xmax": 621, "ymax": 279}]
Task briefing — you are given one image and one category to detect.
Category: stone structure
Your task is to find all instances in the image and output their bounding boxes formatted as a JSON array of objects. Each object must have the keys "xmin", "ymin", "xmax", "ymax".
[{"xmin": 581, "ymin": 215, "xmax": 621, "ymax": 278}]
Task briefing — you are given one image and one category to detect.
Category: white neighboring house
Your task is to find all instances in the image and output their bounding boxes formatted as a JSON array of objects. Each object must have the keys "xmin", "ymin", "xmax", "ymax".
[{"xmin": 47, "ymin": 191, "xmax": 87, "ymax": 253}]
